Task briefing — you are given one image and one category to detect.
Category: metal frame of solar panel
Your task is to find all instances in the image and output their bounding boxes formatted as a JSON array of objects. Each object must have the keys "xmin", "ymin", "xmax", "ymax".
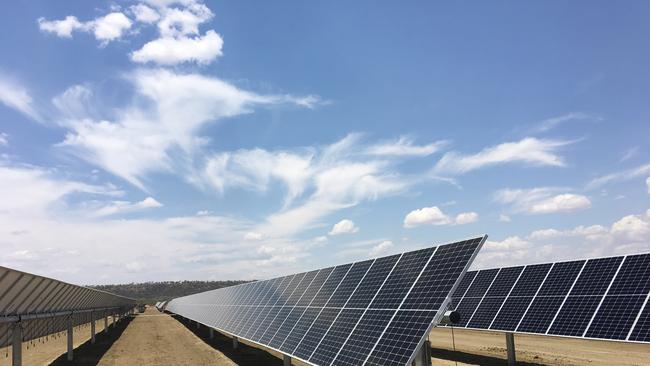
[
  {"xmin": 447, "ymin": 252, "xmax": 650, "ymax": 344},
  {"xmin": 0, "ymin": 265, "xmax": 135, "ymax": 366},
  {"xmin": 165, "ymin": 235, "xmax": 487, "ymax": 366}
]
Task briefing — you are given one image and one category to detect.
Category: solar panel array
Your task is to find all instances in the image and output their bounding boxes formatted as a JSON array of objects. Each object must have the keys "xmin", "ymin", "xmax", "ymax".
[
  {"xmin": 0, "ymin": 265, "xmax": 135, "ymax": 348},
  {"xmin": 448, "ymin": 253, "xmax": 650, "ymax": 343},
  {"xmin": 165, "ymin": 236, "xmax": 486, "ymax": 366}
]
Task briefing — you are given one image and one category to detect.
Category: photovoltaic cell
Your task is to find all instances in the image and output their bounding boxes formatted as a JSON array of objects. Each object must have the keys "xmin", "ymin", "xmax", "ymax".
[
  {"xmin": 586, "ymin": 295, "xmax": 647, "ymax": 340},
  {"xmin": 369, "ymin": 248, "xmax": 435, "ymax": 309},
  {"xmin": 163, "ymin": 237, "xmax": 487, "ymax": 366},
  {"xmin": 629, "ymin": 299, "xmax": 650, "ymax": 342},
  {"xmin": 333, "ymin": 309, "xmax": 394, "ymax": 366},
  {"xmin": 346, "ymin": 255, "xmax": 400, "ymax": 309},
  {"xmin": 365, "ymin": 310, "xmax": 437, "ymax": 366},
  {"xmin": 449, "ymin": 253, "xmax": 650, "ymax": 345}
]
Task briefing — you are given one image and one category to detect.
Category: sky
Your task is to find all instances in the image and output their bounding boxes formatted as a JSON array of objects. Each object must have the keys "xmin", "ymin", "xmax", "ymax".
[{"xmin": 0, "ymin": 0, "xmax": 649, "ymax": 284}]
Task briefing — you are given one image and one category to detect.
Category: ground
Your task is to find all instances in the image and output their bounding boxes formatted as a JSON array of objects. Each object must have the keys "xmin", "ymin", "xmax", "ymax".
[{"xmin": 1, "ymin": 308, "xmax": 649, "ymax": 365}]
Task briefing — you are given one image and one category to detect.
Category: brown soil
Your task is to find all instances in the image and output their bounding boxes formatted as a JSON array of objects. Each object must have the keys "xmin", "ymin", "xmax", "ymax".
[{"xmin": 429, "ymin": 327, "xmax": 650, "ymax": 366}]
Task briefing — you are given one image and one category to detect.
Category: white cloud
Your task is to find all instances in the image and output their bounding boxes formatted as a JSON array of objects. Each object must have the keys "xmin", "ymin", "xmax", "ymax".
[
  {"xmin": 620, "ymin": 146, "xmax": 639, "ymax": 163},
  {"xmin": 38, "ymin": 12, "xmax": 132, "ymax": 45},
  {"xmin": 370, "ymin": 240, "xmax": 394, "ymax": 256},
  {"xmin": 314, "ymin": 236, "xmax": 328, "ymax": 243},
  {"xmin": 131, "ymin": 30, "xmax": 223, "ymax": 65},
  {"xmin": 499, "ymin": 214, "xmax": 511, "ymax": 222},
  {"xmin": 37, "ymin": 16, "xmax": 83, "ymax": 38},
  {"xmin": 434, "ymin": 137, "xmax": 572, "ymax": 175},
  {"xmin": 533, "ymin": 112, "xmax": 592, "ymax": 133},
  {"xmin": 329, "ymin": 219, "xmax": 359, "ymax": 235},
  {"xmin": 244, "ymin": 232, "xmax": 264, "ymax": 241},
  {"xmin": 365, "ymin": 136, "xmax": 447, "ymax": 157},
  {"xmin": 156, "ymin": 1, "xmax": 213, "ymax": 37},
  {"xmin": 455, "ymin": 212, "xmax": 478, "ymax": 225},
  {"xmin": 403, "ymin": 206, "xmax": 451, "ymax": 228},
  {"xmin": 0, "ymin": 133, "xmax": 7, "ymax": 146},
  {"xmin": 130, "ymin": 4, "xmax": 160, "ymax": 24},
  {"xmin": 586, "ymin": 164, "xmax": 650, "ymax": 190},
  {"xmin": 473, "ymin": 210, "xmax": 650, "ymax": 269},
  {"xmin": 56, "ymin": 69, "xmax": 315, "ymax": 189},
  {"xmin": 494, "ymin": 187, "xmax": 591, "ymax": 215},
  {"xmin": 647, "ymin": 177, "xmax": 650, "ymax": 194},
  {"xmin": 0, "ymin": 76, "xmax": 41, "ymax": 121},
  {"xmin": 87, "ymin": 197, "xmax": 163, "ymax": 217}
]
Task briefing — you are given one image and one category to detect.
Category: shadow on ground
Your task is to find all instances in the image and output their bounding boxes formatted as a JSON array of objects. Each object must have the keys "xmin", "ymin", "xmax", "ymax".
[
  {"xmin": 174, "ymin": 315, "xmax": 284, "ymax": 366},
  {"xmin": 49, "ymin": 317, "xmax": 133, "ymax": 366},
  {"xmin": 430, "ymin": 347, "xmax": 545, "ymax": 366}
]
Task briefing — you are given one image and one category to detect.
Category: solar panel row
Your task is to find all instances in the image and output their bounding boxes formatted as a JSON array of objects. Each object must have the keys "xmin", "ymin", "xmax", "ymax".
[
  {"xmin": 448, "ymin": 253, "xmax": 650, "ymax": 343},
  {"xmin": 166, "ymin": 236, "xmax": 486, "ymax": 366}
]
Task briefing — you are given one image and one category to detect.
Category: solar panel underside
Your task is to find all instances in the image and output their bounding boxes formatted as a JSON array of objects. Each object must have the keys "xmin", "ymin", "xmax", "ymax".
[
  {"xmin": 165, "ymin": 236, "xmax": 486, "ymax": 366},
  {"xmin": 448, "ymin": 253, "xmax": 650, "ymax": 343}
]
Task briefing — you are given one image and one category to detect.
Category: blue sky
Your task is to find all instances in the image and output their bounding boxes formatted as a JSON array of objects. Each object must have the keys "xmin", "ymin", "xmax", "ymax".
[{"xmin": 0, "ymin": 0, "xmax": 648, "ymax": 284}]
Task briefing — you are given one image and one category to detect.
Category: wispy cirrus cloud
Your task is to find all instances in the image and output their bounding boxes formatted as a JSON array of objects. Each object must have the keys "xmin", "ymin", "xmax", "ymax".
[
  {"xmin": 586, "ymin": 163, "xmax": 650, "ymax": 190},
  {"xmin": 493, "ymin": 187, "xmax": 591, "ymax": 215},
  {"xmin": 531, "ymin": 112, "xmax": 597, "ymax": 133},
  {"xmin": 433, "ymin": 137, "xmax": 574, "ymax": 175},
  {"xmin": 0, "ymin": 75, "xmax": 41, "ymax": 121}
]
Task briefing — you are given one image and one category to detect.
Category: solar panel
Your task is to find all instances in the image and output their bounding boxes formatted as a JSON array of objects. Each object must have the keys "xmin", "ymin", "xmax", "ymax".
[
  {"xmin": 449, "ymin": 253, "xmax": 650, "ymax": 343},
  {"xmin": 165, "ymin": 236, "xmax": 486, "ymax": 366}
]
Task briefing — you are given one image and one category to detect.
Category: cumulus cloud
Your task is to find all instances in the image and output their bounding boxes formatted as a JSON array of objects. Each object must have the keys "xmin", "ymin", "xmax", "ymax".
[
  {"xmin": 403, "ymin": 207, "xmax": 478, "ymax": 227},
  {"xmin": 473, "ymin": 209, "xmax": 650, "ymax": 269},
  {"xmin": 37, "ymin": 15, "xmax": 83, "ymax": 37},
  {"xmin": 0, "ymin": 75, "xmax": 41, "ymax": 121},
  {"xmin": 434, "ymin": 137, "xmax": 573, "ymax": 175},
  {"xmin": 328, "ymin": 219, "xmax": 359, "ymax": 235},
  {"xmin": 370, "ymin": 240, "xmax": 394, "ymax": 256},
  {"xmin": 455, "ymin": 212, "xmax": 478, "ymax": 225},
  {"xmin": 131, "ymin": 30, "xmax": 223, "ymax": 65},
  {"xmin": 494, "ymin": 187, "xmax": 591, "ymax": 215},
  {"xmin": 403, "ymin": 206, "xmax": 451, "ymax": 228},
  {"xmin": 38, "ymin": 12, "xmax": 132, "ymax": 45},
  {"xmin": 130, "ymin": 4, "xmax": 160, "ymax": 24},
  {"xmin": 586, "ymin": 164, "xmax": 650, "ymax": 190}
]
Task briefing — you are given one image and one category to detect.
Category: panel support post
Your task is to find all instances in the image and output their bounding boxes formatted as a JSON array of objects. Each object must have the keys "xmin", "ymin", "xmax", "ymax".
[
  {"xmin": 91, "ymin": 312, "xmax": 96, "ymax": 344},
  {"xmin": 67, "ymin": 316, "xmax": 74, "ymax": 361},
  {"xmin": 196, "ymin": 320, "xmax": 200, "ymax": 329},
  {"xmin": 209, "ymin": 328, "xmax": 214, "ymax": 339},
  {"xmin": 283, "ymin": 354, "xmax": 291, "ymax": 366},
  {"xmin": 104, "ymin": 315, "xmax": 109, "ymax": 333},
  {"xmin": 505, "ymin": 332, "xmax": 516, "ymax": 366},
  {"xmin": 12, "ymin": 322, "xmax": 22, "ymax": 366},
  {"xmin": 411, "ymin": 340, "xmax": 432, "ymax": 366},
  {"xmin": 232, "ymin": 336, "xmax": 239, "ymax": 349}
]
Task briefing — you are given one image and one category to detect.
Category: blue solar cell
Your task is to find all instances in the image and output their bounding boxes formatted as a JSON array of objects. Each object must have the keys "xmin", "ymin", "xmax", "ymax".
[
  {"xmin": 629, "ymin": 299, "xmax": 650, "ymax": 342},
  {"xmin": 310, "ymin": 309, "xmax": 365, "ymax": 366},
  {"xmin": 463, "ymin": 269, "xmax": 499, "ymax": 298},
  {"xmin": 569, "ymin": 257, "xmax": 623, "ymax": 296},
  {"xmin": 310, "ymin": 264, "xmax": 351, "ymax": 307},
  {"xmin": 366, "ymin": 310, "xmax": 437, "ymax": 366},
  {"xmin": 537, "ymin": 261, "xmax": 584, "ymax": 296},
  {"xmin": 369, "ymin": 248, "xmax": 435, "ymax": 309},
  {"xmin": 466, "ymin": 297, "xmax": 506, "ymax": 329},
  {"xmin": 517, "ymin": 296, "xmax": 565, "ymax": 334},
  {"xmin": 279, "ymin": 307, "xmax": 320, "ymax": 353},
  {"xmin": 490, "ymin": 296, "xmax": 534, "ymax": 331},
  {"xmin": 402, "ymin": 238, "xmax": 485, "ymax": 310},
  {"xmin": 346, "ymin": 255, "xmax": 401, "ymax": 309},
  {"xmin": 333, "ymin": 309, "xmax": 395, "ymax": 366},
  {"xmin": 585, "ymin": 295, "xmax": 647, "ymax": 340},
  {"xmin": 608, "ymin": 254, "xmax": 650, "ymax": 295},
  {"xmin": 450, "ymin": 271, "xmax": 477, "ymax": 298},
  {"xmin": 548, "ymin": 296, "xmax": 602, "ymax": 337},
  {"xmin": 293, "ymin": 308, "xmax": 341, "ymax": 359},
  {"xmin": 326, "ymin": 261, "xmax": 373, "ymax": 308}
]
